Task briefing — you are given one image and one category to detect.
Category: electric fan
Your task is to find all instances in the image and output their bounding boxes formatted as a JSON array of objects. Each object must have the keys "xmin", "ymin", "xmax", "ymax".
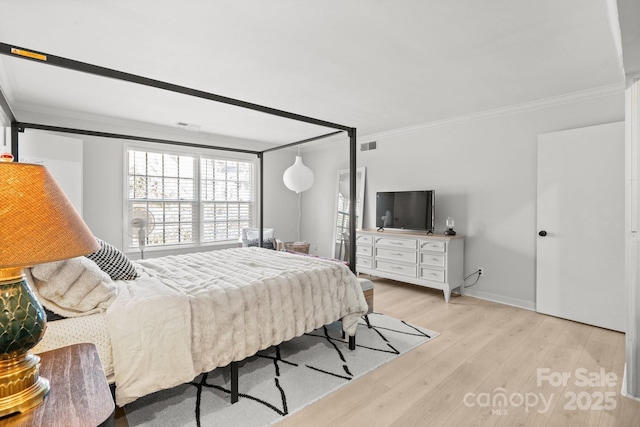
[{"xmin": 125, "ymin": 207, "xmax": 155, "ymax": 259}]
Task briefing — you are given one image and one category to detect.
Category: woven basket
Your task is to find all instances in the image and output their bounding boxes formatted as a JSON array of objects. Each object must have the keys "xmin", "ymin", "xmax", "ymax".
[{"xmin": 284, "ymin": 242, "xmax": 310, "ymax": 254}]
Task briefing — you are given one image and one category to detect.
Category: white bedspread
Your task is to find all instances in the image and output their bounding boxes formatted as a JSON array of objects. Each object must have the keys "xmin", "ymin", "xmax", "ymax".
[{"xmin": 107, "ymin": 247, "xmax": 367, "ymax": 406}]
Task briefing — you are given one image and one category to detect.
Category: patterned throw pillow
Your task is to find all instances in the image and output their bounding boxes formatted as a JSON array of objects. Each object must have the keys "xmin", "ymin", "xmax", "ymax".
[
  {"xmin": 245, "ymin": 229, "xmax": 277, "ymax": 250},
  {"xmin": 85, "ymin": 238, "xmax": 138, "ymax": 280},
  {"xmin": 247, "ymin": 237, "xmax": 276, "ymax": 250}
]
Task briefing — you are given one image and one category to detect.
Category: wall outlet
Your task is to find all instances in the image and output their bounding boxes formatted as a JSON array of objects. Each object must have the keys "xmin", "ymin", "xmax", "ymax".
[{"xmin": 478, "ymin": 267, "xmax": 484, "ymax": 276}]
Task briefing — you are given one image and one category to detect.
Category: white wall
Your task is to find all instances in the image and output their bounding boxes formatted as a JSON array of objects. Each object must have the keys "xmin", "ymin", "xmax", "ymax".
[
  {"xmin": 301, "ymin": 143, "xmax": 353, "ymax": 255},
  {"xmin": 19, "ymin": 130, "xmax": 84, "ymax": 215},
  {"xmin": 302, "ymin": 91, "xmax": 624, "ymax": 309},
  {"xmin": 262, "ymin": 150, "xmax": 305, "ymax": 244},
  {"xmin": 14, "ymin": 90, "xmax": 625, "ymax": 308}
]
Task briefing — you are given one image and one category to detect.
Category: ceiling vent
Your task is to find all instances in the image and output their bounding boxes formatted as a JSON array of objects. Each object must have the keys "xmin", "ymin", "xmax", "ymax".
[{"xmin": 176, "ymin": 122, "xmax": 202, "ymax": 132}]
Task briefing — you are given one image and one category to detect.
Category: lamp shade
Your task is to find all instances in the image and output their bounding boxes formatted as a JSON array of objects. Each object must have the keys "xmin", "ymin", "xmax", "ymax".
[
  {"xmin": 0, "ymin": 162, "xmax": 99, "ymax": 268},
  {"xmin": 283, "ymin": 156, "xmax": 314, "ymax": 193}
]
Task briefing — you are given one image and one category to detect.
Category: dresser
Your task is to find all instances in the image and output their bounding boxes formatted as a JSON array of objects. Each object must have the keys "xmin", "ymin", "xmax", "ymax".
[{"xmin": 355, "ymin": 229, "xmax": 464, "ymax": 302}]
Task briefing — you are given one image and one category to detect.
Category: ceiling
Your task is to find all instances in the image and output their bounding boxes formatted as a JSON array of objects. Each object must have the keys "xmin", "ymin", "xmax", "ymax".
[{"xmin": 0, "ymin": 0, "xmax": 628, "ymax": 147}]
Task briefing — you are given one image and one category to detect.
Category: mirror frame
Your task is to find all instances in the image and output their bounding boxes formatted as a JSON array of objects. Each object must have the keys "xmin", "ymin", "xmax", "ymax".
[{"xmin": 332, "ymin": 166, "xmax": 366, "ymax": 260}]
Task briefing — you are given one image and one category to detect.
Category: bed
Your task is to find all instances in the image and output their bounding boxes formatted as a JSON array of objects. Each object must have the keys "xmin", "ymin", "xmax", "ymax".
[
  {"xmin": 30, "ymin": 246, "xmax": 368, "ymax": 406},
  {"xmin": 2, "ymin": 43, "xmax": 365, "ymax": 408}
]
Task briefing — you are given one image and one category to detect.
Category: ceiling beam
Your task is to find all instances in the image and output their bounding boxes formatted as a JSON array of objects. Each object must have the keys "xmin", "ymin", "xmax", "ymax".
[
  {"xmin": 0, "ymin": 42, "xmax": 352, "ymax": 133},
  {"xmin": 17, "ymin": 122, "xmax": 262, "ymax": 155},
  {"xmin": 261, "ymin": 130, "xmax": 344, "ymax": 154}
]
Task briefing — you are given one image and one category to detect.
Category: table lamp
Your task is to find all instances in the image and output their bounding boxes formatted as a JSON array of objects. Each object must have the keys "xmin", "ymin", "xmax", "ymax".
[
  {"xmin": 0, "ymin": 157, "xmax": 99, "ymax": 416},
  {"xmin": 444, "ymin": 216, "xmax": 456, "ymax": 236}
]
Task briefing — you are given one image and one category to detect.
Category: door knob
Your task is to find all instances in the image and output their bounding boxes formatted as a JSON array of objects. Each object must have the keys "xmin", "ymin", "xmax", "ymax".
[{"xmin": 538, "ymin": 230, "xmax": 547, "ymax": 237}]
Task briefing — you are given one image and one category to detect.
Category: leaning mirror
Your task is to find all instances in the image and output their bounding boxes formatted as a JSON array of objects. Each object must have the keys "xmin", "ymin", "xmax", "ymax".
[{"xmin": 332, "ymin": 167, "xmax": 366, "ymax": 261}]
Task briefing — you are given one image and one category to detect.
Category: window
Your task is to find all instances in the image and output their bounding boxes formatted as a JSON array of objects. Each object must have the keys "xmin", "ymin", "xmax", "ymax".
[
  {"xmin": 126, "ymin": 148, "xmax": 253, "ymax": 250},
  {"xmin": 200, "ymin": 158, "xmax": 253, "ymax": 242}
]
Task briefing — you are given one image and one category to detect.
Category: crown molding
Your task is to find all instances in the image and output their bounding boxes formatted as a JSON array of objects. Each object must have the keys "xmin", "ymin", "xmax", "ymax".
[
  {"xmin": 358, "ymin": 83, "xmax": 625, "ymax": 143},
  {"xmin": 303, "ymin": 83, "xmax": 625, "ymax": 153}
]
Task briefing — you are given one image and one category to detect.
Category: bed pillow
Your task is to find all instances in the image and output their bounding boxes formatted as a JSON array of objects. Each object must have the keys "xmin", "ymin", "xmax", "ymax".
[
  {"xmin": 85, "ymin": 238, "xmax": 138, "ymax": 280},
  {"xmin": 30, "ymin": 257, "xmax": 117, "ymax": 318}
]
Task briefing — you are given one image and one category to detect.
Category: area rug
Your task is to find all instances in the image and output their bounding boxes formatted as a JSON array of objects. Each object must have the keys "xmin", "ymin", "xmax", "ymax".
[{"xmin": 125, "ymin": 313, "xmax": 438, "ymax": 427}]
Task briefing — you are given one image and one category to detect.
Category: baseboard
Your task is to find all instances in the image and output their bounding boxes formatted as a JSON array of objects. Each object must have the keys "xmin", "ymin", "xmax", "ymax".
[{"xmin": 461, "ymin": 288, "xmax": 535, "ymax": 311}]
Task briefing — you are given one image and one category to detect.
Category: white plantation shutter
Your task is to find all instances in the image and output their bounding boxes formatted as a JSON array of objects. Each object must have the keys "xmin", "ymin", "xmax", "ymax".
[
  {"xmin": 200, "ymin": 158, "xmax": 253, "ymax": 243},
  {"xmin": 127, "ymin": 148, "xmax": 253, "ymax": 249}
]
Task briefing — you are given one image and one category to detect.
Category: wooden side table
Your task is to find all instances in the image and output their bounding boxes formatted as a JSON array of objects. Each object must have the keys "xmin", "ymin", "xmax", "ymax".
[{"xmin": 0, "ymin": 343, "xmax": 115, "ymax": 427}]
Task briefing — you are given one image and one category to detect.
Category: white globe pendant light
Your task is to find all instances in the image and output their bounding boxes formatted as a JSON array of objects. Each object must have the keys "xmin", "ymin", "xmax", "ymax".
[{"xmin": 283, "ymin": 156, "xmax": 314, "ymax": 193}]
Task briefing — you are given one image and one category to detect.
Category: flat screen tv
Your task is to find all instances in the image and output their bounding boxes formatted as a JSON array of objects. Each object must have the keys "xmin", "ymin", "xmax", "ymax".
[{"xmin": 375, "ymin": 190, "xmax": 435, "ymax": 232}]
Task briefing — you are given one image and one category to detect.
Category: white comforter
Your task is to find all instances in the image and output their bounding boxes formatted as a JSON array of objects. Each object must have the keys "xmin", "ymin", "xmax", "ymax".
[{"xmin": 107, "ymin": 247, "xmax": 368, "ymax": 405}]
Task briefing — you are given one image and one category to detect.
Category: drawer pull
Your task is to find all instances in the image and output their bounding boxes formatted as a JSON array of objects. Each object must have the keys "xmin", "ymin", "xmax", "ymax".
[
  {"xmin": 391, "ymin": 266, "xmax": 404, "ymax": 270},
  {"xmin": 391, "ymin": 252, "xmax": 403, "ymax": 256}
]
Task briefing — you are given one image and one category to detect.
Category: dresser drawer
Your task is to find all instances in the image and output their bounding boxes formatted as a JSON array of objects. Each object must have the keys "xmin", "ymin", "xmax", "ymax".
[
  {"xmin": 420, "ymin": 240, "xmax": 446, "ymax": 252},
  {"xmin": 356, "ymin": 234, "xmax": 373, "ymax": 245},
  {"xmin": 356, "ymin": 245, "xmax": 373, "ymax": 257},
  {"xmin": 420, "ymin": 252, "xmax": 445, "ymax": 267},
  {"xmin": 375, "ymin": 237, "xmax": 417, "ymax": 250},
  {"xmin": 420, "ymin": 267, "xmax": 445, "ymax": 283},
  {"xmin": 376, "ymin": 260, "xmax": 417, "ymax": 278},
  {"xmin": 357, "ymin": 257, "xmax": 373, "ymax": 268},
  {"xmin": 376, "ymin": 247, "xmax": 417, "ymax": 264}
]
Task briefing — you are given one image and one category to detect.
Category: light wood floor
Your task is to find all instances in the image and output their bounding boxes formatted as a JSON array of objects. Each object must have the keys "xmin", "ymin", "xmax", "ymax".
[
  {"xmin": 117, "ymin": 277, "xmax": 640, "ymax": 426},
  {"xmin": 276, "ymin": 277, "xmax": 640, "ymax": 427}
]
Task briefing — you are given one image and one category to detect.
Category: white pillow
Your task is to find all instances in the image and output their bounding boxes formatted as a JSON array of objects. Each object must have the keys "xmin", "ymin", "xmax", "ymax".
[{"xmin": 30, "ymin": 257, "xmax": 117, "ymax": 318}]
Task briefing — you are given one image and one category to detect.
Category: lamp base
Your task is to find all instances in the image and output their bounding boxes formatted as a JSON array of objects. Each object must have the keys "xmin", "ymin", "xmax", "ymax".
[
  {"xmin": 0, "ymin": 352, "xmax": 50, "ymax": 417},
  {"xmin": 0, "ymin": 269, "xmax": 49, "ymax": 416},
  {"xmin": 444, "ymin": 228, "xmax": 456, "ymax": 236}
]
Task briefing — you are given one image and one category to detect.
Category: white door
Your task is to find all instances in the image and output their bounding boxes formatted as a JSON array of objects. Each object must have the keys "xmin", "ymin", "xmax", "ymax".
[{"xmin": 536, "ymin": 122, "xmax": 625, "ymax": 332}]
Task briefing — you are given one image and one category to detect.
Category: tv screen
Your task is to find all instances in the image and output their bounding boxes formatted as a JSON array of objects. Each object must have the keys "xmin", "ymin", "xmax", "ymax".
[{"xmin": 376, "ymin": 190, "xmax": 434, "ymax": 232}]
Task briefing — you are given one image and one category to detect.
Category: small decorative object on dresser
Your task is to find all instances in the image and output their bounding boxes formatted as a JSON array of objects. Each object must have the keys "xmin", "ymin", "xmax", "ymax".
[
  {"xmin": 355, "ymin": 229, "xmax": 464, "ymax": 302},
  {"xmin": 444, "ymin": 216, "xmax": 457, "ymax": 236}
]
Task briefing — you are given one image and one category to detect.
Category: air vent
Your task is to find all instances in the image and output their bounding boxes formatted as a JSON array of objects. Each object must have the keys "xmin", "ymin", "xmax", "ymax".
[
  {"xmin": 176, "ymin": 122, "xmax": 202, "ymax": 132},
  {"xmin": 361, "ymin": 141, "xmax": 377, "ymax": 151}
]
